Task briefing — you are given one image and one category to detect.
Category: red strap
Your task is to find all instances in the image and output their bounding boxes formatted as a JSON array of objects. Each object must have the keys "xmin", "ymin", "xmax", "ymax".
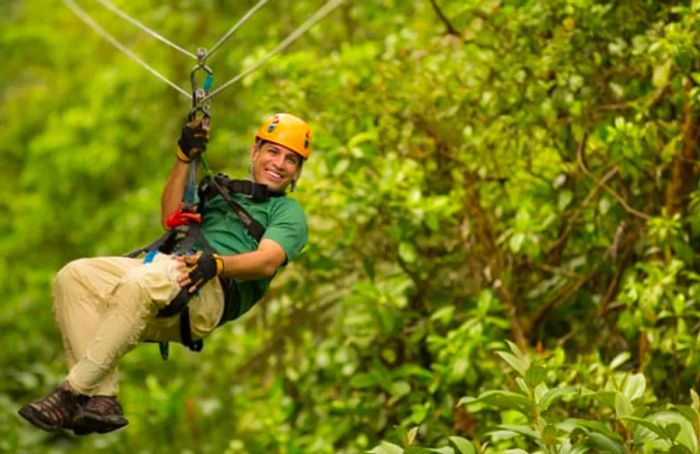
[{"xmin": 165, "ymin": 209, "xmax": 202, "ymax": 229}]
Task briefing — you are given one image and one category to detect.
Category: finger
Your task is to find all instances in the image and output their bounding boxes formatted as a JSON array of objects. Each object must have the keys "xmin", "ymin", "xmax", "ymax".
[
  {"xmin": 189, "ymin": 278, "xmax": 204, "ymax": 293},
  {"xmin": 181, "ymin": 256, "xmax": 197, "ymax": 265}
]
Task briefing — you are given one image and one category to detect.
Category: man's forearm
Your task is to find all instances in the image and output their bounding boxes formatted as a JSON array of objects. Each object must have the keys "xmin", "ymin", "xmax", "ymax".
[
  {"xmin": 218, "ymin": 239, "xmax": 287, "ymax": 280},
  {"xmin": 161, "ymin": 159, "xmax": 190, "ymax": 228}
]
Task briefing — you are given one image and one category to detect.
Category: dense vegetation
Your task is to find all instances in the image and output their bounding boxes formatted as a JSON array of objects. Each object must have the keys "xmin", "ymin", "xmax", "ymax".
[{"xmin": 2, "ymin": 0, "xmax": 700, "ymax": 452}]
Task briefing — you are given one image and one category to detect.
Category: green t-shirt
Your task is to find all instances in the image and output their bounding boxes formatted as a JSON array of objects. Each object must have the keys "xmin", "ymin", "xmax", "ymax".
[{"xmin": 200, "ymin": 192, "xmax": 307, "ymax": 319}]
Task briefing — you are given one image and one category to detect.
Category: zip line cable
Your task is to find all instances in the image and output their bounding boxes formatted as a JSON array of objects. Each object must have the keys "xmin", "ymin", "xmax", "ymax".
[
  {"xmin": 94, "ymin": 0, "xmax": 270, "ymax": 63},
  {"xmin": 202, "ymin": 0, "xmax": 346, "ymax": 103},
  {"xmin": 95, "ymin": 0, "xmax": 198, "ymax": 60},
  {"xmin": 63, "ymin": 0, "xmax": 191, "ymax": 99},
  {"xmin": 64, "ymin": 0, "xmax": 346, "ymax": 103},
  {"xmin": 205, "ymin": 0, "xmax": 270, "ymax": 62}
]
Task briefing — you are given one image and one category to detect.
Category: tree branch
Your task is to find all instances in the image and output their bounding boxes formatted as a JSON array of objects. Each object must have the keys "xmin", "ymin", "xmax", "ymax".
[
  {"xmin": 546, "ymin": 165, "xmax": 619, "ymax": 257},
  {"xmin": 576, "ymin": 132, "xmax": 651, "ymax": 220},
  {"xmin": 665, "ymin": 77, "xmax": 699, "ymax": 215},
  {"xmin": 526, "ymin": 268, "xmax": 598, "ymax": 335},
  {"xmin": 429, "ymin": 0, "xmax": 460, "ymax": 36}
]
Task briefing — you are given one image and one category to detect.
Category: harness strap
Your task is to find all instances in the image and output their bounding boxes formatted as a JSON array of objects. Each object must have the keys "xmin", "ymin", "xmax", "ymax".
[
  {"xmin": 140, "ymin": 251, "xmax": 172, "ymax": 359},
  {"xmin": 207, "ymin": 176, "xmax": 266, "ymax": 242},
  {"xmin": 228, "ymin": 179, "xmax": 284, "ymax": 201}
]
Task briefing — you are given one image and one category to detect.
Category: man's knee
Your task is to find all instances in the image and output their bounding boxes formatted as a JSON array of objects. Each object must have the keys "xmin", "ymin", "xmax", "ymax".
[{"xmin": 54, "ymin": 258, "xmax": 95, "ymax": 292}]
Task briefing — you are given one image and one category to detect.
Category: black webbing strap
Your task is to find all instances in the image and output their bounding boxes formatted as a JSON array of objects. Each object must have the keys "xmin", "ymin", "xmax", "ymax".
[
  {"xmin": 156, "ymin": 223, "xmax": 217, "ymax": 353},
  {"xmin": 125, "ymin": 229, "xmax": 178, "ymax": 259},
  {"xmin": 227, "ymin": 179, "xmax": 284, "ymax": 201},
  {"xmin": 207, "ymin": 177, "xmax": 266, "ymax": 242}
]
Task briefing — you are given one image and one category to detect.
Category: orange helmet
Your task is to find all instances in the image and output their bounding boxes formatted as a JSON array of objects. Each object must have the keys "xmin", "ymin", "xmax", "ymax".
[{"xmin": 255, "ymin": 113, "xmax": 312, "ymax": 159}]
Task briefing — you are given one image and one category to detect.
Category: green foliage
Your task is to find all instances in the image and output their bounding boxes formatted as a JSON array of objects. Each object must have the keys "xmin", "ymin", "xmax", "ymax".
[{"xmin": 3, "ymin": 0, "xmax": 700, "ymax": 452}]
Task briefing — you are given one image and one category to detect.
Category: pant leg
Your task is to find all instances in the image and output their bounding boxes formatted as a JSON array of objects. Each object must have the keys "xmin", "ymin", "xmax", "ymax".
[
  {"xmin": 66, "ymin": 253, "xmax": 224, "ymax": 396},
  {"xmin": 53, "ymin": 256, "xmax": 142, "ymax": 395}
]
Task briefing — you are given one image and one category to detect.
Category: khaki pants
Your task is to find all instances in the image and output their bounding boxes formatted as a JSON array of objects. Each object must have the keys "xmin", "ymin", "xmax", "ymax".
[{"xmin": 52, "ymin": 254, "xmax": 224, "ymax": 396}]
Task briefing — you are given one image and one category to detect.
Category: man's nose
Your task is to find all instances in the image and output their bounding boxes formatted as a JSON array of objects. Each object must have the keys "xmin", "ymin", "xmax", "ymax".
[{"xmin": 271, "ymin": 154, "xmax": 286, "ymax": 167}]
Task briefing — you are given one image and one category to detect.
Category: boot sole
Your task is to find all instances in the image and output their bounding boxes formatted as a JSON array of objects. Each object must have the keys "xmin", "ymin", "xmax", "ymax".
[
  {"xmin": 72, "ymin": 411, "xmax": 128, "ymax": 435},
  {"xmin": 18, "ymin": 405, "xmax": 60, "ymax": 432}
]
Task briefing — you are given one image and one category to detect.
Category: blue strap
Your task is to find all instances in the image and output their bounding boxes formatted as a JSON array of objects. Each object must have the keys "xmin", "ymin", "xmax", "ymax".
[{"xmin": 143, "ymin": 250, "xmax": 158, "ymax": 264}]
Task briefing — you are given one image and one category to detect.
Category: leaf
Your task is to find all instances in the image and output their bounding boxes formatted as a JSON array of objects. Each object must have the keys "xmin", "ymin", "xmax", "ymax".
[
  {"xmin": 588, "ymin": 432, "xmax": 626, "ymax": 454},
  {"xmin": 542, "ymin": 424, "xmax": 558, "ymax": 445},
  {"xmin": 405, "ymin": 447, "xmax": 454, "ymax": 454},
  {"xmin": 496, "ymin": 351, "xmax": 529, "ymax": 376},
  {"xmin": 587, "ymin": 390, "xmax": 616, "ymax": 409},
  {"xmin": 653, "ymin": 60, "xmax": 672, "ymax": 88},
  {"xmin": 398, "ymin": 242, "xmax": 417, "ymax": 264},
  {"xmin": 368, "ymin": 442, "xmax": 404, "ymax": 454},
  {"xmin": 538, "ymin": 386, "xmax": 578, "ymax": 411},
  {"xmin": 560, "ymin": 419, "xmax": 624, "ymax": 442},
  {"xmin": 647, "ymin": 411, "xmax": 699, "ymax": 452},
  {"xmin": 674, "ymin": 405, "xmax": 698, "ymax": 426},
  {"xmin": 430, "ymin": 306, "xmax": 455, "ymax": 323},
  {"xmin": 497, "ymin": 424, "xmax": 540, "ymax": 439},
  {"xmin": 666, "ymin": 423, "xmax": 681, "ymax": 440},
  {"xmin": 410, "ymin": 404, "xmax": 429, "ymax": 424},
  {"xmin": 460, "ymin": 390, "xmax": 532, "ymax": 414},
  {"xmin": 623, "ymin": 416, "xmax": 674, "ymax": 441},
  {"xmin": 669, "ymin": 445, "xmax": 694, "ymax": 454},
  {"xmin": 515, "ymin": 377, "xmax": 531, "ymax": 396},
  {"xmin": 615, "ymin": 393, "xmax": 634, "ymax": 418},
  {"xmin": 396, "ymin": 426, "xmax": 418, "ymax": 447},
  {"xmin": 622, "ymin": 373, "xmax": 646, "ymax": 402},
  {"xmin": 448, "ymin": 436, "xmax": 476, "ymax": 454},
  {"xmin": 609, "ymin": 352, "xmax": 631, "ymax": 370},
  {"xmin": 525, "ymin": 365, "xmax": 547, "ymax": 388},
  {"xmin": 510, "ymin": 232, "xmax": 525, "ymax": 253},
  {"xmin": 350, "ymin": 373, "xmax": 376, "ymax": 388}
]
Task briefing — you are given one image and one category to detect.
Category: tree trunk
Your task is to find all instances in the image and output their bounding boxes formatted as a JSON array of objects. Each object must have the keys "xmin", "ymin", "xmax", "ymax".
[{"xmin": 665, "ymin": 78, "xmax": 699, "ymax": 216}]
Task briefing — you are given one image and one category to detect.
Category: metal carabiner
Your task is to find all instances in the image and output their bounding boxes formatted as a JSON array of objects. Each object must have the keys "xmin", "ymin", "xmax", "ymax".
[{"xmin": 188, "ymin": 47, "xmax": 214, "ymax": 126}]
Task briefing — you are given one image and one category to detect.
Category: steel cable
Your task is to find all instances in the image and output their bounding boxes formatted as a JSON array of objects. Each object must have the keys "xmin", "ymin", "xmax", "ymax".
[
  {"xmin": 205, "ymin": 0, "xmax": 270, "ymax": 62},
  {"xmin": 95, "ymin": 0, "xmax": 198, "ymax": 60},
  {"xmin": 63, "ymin": 0, "xmax": 191, "ymax": 99},
  {"xmin": 65, "ymin": 0, "xmax": 346, "ymax": 104},
  {"xmin": 203, "ymin": 0, "xmax": 346, "ymax": 103}
]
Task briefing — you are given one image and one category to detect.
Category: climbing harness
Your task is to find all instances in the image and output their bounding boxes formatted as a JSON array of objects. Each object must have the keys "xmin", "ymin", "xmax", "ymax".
[{"xmin": 127, "ymin": 174, "xmax": 283, "ymax": 359}]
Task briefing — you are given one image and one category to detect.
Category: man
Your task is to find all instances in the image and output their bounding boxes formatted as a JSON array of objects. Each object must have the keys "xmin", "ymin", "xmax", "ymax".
[{"xmin": 18, "ymin": 113, "xmax": 311, "ymax": 435}]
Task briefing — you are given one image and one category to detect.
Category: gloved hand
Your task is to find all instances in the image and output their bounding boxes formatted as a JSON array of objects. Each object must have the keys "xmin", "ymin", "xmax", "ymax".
[
  {"xmin": 176, "ymin": 119, "xmax": 209, "ymax": 162},
  {"xmin": 178, "ymin": 252, "xmax": 224, "ymax": 293}
]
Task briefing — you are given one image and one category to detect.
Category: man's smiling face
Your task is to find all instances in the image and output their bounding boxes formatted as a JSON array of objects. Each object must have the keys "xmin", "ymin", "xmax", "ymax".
[{"xmin": 250, "ymin": 141, "xmax": 303, "ymax": 191}]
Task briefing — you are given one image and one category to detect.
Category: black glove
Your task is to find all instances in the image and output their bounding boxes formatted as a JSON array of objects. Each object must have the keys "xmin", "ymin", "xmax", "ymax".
[
  {"xmin": 176, "ymin": 119, "xmax": 209, "ymax": 162},
  {"xmin": 182, "ymin": 252, "xmax": 223, "ymax": 293}
]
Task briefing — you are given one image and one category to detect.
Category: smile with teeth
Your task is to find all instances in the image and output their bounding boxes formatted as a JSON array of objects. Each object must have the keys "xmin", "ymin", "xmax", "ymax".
[{"xmin": 265, "ymin": 169, "xmax": 284, "ymax": 180}]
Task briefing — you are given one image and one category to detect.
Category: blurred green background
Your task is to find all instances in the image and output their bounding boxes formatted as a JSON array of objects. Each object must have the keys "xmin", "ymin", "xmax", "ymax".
[{"xmin": 3, "ymin": 1, "xmax": 700, "ymax": 452}]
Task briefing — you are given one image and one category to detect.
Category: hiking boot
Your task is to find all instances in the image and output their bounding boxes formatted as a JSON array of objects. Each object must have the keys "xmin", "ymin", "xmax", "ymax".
[
  {"xmin": 71, "ymin": 395, "xmax": 129, "ymax": 435},
  {"xmin": 18, "ymin": 382, "xmax": 88, "ymax": 432}
]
